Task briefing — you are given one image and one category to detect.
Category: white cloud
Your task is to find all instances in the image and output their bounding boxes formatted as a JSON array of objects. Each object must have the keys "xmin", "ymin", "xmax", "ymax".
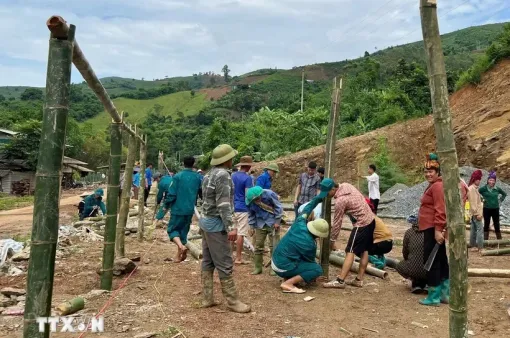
[{"xmin": 0, "ymin": 0, "xmax": 508, "ymax": 86}]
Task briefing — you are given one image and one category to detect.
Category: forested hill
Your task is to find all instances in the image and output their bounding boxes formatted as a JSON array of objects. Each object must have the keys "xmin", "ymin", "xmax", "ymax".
[{"xmin": 0, "ymin": 22, "xmax": 508, "ymax": 171}]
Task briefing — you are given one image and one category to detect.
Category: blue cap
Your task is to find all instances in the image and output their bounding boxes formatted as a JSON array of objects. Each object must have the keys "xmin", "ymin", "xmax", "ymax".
[{"xmin": 94, "ymin": 188, "xmax": 104, "ymax": 197}]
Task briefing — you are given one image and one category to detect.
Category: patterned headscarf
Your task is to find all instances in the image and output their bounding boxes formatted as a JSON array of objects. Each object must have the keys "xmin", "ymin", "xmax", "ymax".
[
  {"xmin": 424, "ymin": 153, "xmax": 440, "ymax": 171},
  {"xmin": 488, "ymin": 171, "xmax": 497, "ymax": 182},
  {"xmin": 468, "ymin": 170, "xmax": 483, "ymax": 186}
]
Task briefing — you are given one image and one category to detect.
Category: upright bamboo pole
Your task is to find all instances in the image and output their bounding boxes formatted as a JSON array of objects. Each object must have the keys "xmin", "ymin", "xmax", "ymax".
[
  {"xmin": 420, "ymin": 1, "xmax": 468, "ymax": 337},
  {"xmin": 300, "ymin": 68, "xmax": 305, "ymax": 112},
  {"xmin": 23, "ymin": 25, "xmax": 75, "ymax": 338},
  {"xmin": 320, "ymin": 77, "xmax": 342, "ymax": 276},
  {"xmin": 138, "ymin": 135, "xmax": 147, "ymax": 241},
  {"xmin": 100, "ymin": 119, "xmax": 122, "ymax": 290},
  {"xmin": 116, "ymin": 132, "xmax": 137, "ymax": 257},
  {"xmin": 158, "ymin": 151, "xmax": 164, "ymax": 174}
]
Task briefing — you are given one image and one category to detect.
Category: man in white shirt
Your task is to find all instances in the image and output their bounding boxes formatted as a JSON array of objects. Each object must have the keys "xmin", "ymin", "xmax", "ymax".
[
  {"xmin": 297, "ymin": 201, "xmax": 322, "ymax": 221},
  {"xmin": 364, "ymin": 164, "xmax": 380, "ymax": 214}
]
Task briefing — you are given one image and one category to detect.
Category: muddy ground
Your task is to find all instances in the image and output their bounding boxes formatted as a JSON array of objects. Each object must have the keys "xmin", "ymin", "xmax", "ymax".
[{"xmin": 1, "ymin": 195, "xmax": 510, "ymax": 337}]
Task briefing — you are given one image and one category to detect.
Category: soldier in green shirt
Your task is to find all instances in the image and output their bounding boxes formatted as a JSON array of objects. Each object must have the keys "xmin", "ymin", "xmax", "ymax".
[
  {"xmin": 163, "ymin": 156, "xmax": 201, "ymax": 262},
  {"xmin": 479, "ymin": 171, "xmax": 507, "ymax": 240}
]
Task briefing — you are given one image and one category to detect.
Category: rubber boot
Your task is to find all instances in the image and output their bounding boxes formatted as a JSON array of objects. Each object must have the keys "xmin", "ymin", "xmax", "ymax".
[
  {"xmin": 220, "ymin": 276, "xmax": 251, "ymax": 313},
  {"xmin": 251, "ymin": 254, "xmax": 263, "ymax": 275},
  {"xmin": 440, "ymin": 279, "xmax": 450, "ymax": 304},
  {"xmin": 200, "ymin": 270, "xmax": 218, "ymax": 308},
  {"xmin": 484, "ymin": 231, "xmax": 489, "ymax": 240},
  {"xmin": 419, "ymin": 286, "xmax": 441, "ymax": 307},
  {"xmin": 496, "ymin": 232, "xmax": 502, "ymax": 240}
]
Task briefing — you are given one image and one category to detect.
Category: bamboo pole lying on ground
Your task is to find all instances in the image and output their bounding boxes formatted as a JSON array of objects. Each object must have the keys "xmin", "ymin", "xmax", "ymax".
[
  {"xmin": 101, "ymin": 119, "xmax": 122, "ymax": 290},
  {"xmin": 137, "ymin": 134, "xmax": 146, "ymax": 241},
  {"xmin": 316, "ymin": 252, "xmax": 388, "ymax": 279},
  {"xmin": 185, "ymin": 242, "xmax": 203, "ymax": 260},
  {"xmin": 188, "ymin": 235, "xmax": 203, "ymax": 241},
  {"xmin": 468, "ymin": 269, "xmax": 510, "ymax": 278},
  {"xmin": 385, "ymin": 257, "xmax": 400, "ymax": 269},
  {"xmin": 23, "ymin": 24, "xmax": 75, "ymax": 338},
  {"xmin": 483, "ymin": 239, "xmax": 510, "ymax": 247},
  {"xmin": 481, "ymin": 248, "xmax": 510, "ymax": 256},
  {"xmin": 116, "ymin": 133, "xmax": 137, "ymax": 258}
]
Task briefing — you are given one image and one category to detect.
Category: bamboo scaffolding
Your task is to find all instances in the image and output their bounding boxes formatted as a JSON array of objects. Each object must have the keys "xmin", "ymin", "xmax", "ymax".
[
  {"xmin": 23, "ymin": 25, "xmax": 75, "ymax": 338},
  {"xmin": 420, "ymin": 1, "xmax": 468, "ymax": 336}
]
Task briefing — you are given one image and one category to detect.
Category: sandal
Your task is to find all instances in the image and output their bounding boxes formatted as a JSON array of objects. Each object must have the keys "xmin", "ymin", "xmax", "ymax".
[{"xmin": 282, "ymin": 287, "xmax": 306, "ymax": 294}]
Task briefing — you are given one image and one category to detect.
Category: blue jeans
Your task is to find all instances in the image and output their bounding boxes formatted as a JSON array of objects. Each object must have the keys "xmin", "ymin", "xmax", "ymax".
[{"xmin": 470, "ymin": 216, "xmax": 484, "ymax": 249}]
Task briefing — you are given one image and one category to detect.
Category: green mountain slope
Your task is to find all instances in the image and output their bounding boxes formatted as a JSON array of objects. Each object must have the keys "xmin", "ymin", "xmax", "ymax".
[{"xmin": 84, "ymin": 90, "xmax": 209, "ymax": 129}]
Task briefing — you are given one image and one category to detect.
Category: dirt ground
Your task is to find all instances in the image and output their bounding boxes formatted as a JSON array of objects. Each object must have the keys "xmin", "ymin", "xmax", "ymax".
[{"xmin": 1, "ymin": 198, "xmax": 510, "ymax": 338}]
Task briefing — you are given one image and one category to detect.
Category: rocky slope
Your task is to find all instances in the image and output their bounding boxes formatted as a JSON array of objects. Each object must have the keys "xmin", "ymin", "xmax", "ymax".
[{"xmin": 253, "ymin": 59, "xmax": 510, "ymax": 197}]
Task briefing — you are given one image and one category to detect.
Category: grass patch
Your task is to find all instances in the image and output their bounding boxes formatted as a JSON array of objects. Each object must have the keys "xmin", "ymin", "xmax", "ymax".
[
  {"xmin": 84, "ymin": 90, "xmax": 209, "ymax": 129},
  {"xmin": 0, "ymin": 195, "xmax": 34, "ymax": 211}
]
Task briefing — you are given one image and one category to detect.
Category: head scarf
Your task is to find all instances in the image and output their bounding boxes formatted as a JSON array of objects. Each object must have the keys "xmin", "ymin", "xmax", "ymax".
[
  {"xmin": 468, "ymin": 170, "xmax": 483, "ymax": 186},
  {"xmin": 424, "ymin": 153, "xmax": 440, "ymax": 171},
  {"xmin": 488, "ymin": 171, "xmax": 497, "ymax": 182}
]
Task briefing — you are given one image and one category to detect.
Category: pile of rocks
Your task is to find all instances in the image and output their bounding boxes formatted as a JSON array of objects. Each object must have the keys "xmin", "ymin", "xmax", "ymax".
[
  {"xmin": 0, "ymin": 287, "xmax": 26, "ymax": 315},
  {"xmin": 378, "ymin": 166, "xmax": 510, "ymax": 224}
]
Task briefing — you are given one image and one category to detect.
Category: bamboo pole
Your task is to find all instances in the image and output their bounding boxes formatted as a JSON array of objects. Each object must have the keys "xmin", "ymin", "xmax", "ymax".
[
  {"xmin": 480, "ymin": 248, "xmax": 510, "ymax": 256},
  {"xmin": 468, "ymin": 268, "xmax": 510, "ymax": 278},
  {"xmin": 158, "ymin": 151, "xmax": 164, "ymax": 174},
  {"xmin": 100, "ymin": 119, "xmax": 122, "ymax": 290},
  {"xmin": 316, "ymin": 252, "xmax": 388, "ymax": 279},
  {"xmin": 320, "ymin": 77, "xmax": 342, "ymax": 276},
  {"xmin": 116, "ymin": 133, "xmax": 137, "ymax": 257},
  {"xmin": 483, "ymin": 239, "xmax": 510, "ymax": 247},
  {"xmin": 23, "ymin": 24, "xmax": 75, "ymax": 338},
  {"xmin": 137, "ymin": 135, "xmax": 147, "ymax": 241},
  {"xmin": 420, "ymin": 1, "xmax": 468, "ymax": 336}
]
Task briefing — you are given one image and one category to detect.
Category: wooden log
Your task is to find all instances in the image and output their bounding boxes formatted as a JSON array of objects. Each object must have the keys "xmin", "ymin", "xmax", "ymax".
[
  {"xmin": 480, "ymin": 248, "xmax": 510, "ymax": 256},
  {"xmin": 468, "ymin": 268, "xmax": 510, "ymax": 278},
  {"xmin": 187, "ymin": 235, "xmax": 202, "ymax": 241},
  {"xmin": 316, "ymin": 252, "xmax": 388, "ymax": 279},
  {"xmin": 483, "ymin": 239, "xmax": 510, "ymax": 247},
  {"xmin": 185, "ymin": 242, "xmax": 202, "ymax": 260}
]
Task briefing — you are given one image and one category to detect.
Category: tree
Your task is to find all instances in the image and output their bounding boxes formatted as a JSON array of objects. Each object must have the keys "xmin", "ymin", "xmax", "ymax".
[
  {"xmin": 20, "ymin": 88, "xmax": 44, "ymax": 101},
  {"xmin": 222, "ymin": 65, "xmax": 231, "ymax": 82},
  {"xmin": 1, "ymin": 119, "xmax": 42, "ymax": 170},
  {"xmin": 0, "ymin": 94, "xmax": 5, "ymax": 102},
  {"xmin": 364, "ymin": 51, "xmax": 370, "ymax": 57}
]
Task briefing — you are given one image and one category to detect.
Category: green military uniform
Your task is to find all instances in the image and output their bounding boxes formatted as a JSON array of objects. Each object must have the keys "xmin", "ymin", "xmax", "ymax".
[
  {"xmin": 155, "ymin": 175, "xmax": 173, "ymax": 220},
  {"xmin": 164, "ymin": 168, "xmax": 201, "ymax": 244},
  {"xmin": 81, "ymin": 188, "xmax": 106, "ymax": 220}
]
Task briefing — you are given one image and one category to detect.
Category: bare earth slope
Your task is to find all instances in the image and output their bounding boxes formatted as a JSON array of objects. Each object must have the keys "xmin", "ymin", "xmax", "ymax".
[{"xmin": 254, "ymin": 60, "xmax": 510, "ymax": 197}]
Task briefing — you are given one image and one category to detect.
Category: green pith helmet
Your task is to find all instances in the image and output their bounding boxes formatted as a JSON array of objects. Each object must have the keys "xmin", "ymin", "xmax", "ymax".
[
  {"xmin": 210, "ymin": 144, "xmax": 238, "ymax": 166},
  {"xmin": 307, "ymin": 219, "xmax": 329, "ymax": 238},
  {"xmin": 245, "ymin": 186, "xmax": 263, "ymax": 205},
  {"xmin": 265, "ymin": 163, "xmax": 280, "ymax": 173}
]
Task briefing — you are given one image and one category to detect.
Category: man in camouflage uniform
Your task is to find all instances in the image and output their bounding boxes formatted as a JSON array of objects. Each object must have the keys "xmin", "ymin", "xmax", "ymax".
[{"xmin": 199, "ymin": 144, "xmax": 251, "ymax": 313}]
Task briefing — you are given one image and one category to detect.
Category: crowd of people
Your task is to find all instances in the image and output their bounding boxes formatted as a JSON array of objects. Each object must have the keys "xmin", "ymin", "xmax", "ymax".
[{"xmin": 77, "ymin": 143, "xmax": 506, "ymax": 314}]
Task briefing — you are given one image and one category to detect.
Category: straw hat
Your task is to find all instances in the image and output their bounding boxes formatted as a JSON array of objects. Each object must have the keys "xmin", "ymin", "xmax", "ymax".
[
  {"xmin": 307, "ymin": 219, "xmax": 329, "ymax": 238},
  {"xmin": 210, "ymin": 144, "xmax": 238, "ymax": 166},
  {"xmin": 236, "ymin": 155, "xmax": 254, "ymax": 167}
]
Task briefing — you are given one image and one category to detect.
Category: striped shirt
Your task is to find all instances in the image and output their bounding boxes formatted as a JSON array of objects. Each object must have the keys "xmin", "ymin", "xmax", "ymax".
[
  {"xmin": 201, "ymin": 166, "xmax": 234, "ymax": 232},
  {"xmin": 297, "ymin": 172, "xmax": 321, "ymax": 204}
]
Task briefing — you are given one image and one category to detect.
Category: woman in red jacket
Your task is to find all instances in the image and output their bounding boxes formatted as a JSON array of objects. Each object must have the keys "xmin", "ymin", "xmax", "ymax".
[{"xmin": 418, "ymin": 153, "xmax": 449, "ymax": 306}]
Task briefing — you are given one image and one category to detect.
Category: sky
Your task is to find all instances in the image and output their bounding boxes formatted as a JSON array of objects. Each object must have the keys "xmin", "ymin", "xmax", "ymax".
[{"xmin": 1, "ymin": 0, "xmax": 509, "ymax": 86}]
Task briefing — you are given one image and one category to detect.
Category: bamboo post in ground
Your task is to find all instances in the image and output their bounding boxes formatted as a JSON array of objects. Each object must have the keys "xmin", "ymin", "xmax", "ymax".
[
  {"xmin": 100, "ymin": 119, "xmax": 122, "ymax": 290},
  {"xmin": 23, "ymin": 24, "xmax": 75, "ymax": 338},
  {"xmin": 320, "ymin": 77, "xmax": 342, "ymax": 276},
  {"xmin": 138, "ymin": 135, "xmax": 147, "ymax": 241},
  {"xmin": 158, "ymin": 151, "xmax": 164, "ymax": 174},
  {"xmin": 420, "ymin": 1, "xmax": 468, "ymax": 336},
  {"xmin": 116, "ymin": 132, "xmax": 137, "ymax": 257}
]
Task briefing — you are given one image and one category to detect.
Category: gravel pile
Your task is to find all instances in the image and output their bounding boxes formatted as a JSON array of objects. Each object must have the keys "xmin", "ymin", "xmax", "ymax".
[{"xmin": 378, "ymin": 166, "xmax": 510, "ymax": 225}]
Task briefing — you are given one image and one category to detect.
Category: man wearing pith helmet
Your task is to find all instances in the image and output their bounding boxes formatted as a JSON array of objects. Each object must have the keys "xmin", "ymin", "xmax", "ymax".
[
  {"xmin": 199, "ymin": 144, "xmax": 251, "ymax": 313},
  {"xmin": 271, "ymin": 178, "xmax": 338, "ymax": 294}
]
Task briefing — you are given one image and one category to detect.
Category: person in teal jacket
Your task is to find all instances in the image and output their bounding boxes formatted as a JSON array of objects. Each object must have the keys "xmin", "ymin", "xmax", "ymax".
[
  {"xmin": 164, "ymin": 156, "xmax": 202, "ymax": 262},
  {"xmin": 479, "ymin": 171, "xmax": 507, "ymax": 240},
  {"xmin": 80, "ymin": 188, "xmax": 106, "ymax": 220},
  {"xmin": 154, "ymin": 173, "xmax": 173, "ymax": 220},
  {"xmin": 271, "ymin": 179, "xmax": 338, "ymax": 294}
]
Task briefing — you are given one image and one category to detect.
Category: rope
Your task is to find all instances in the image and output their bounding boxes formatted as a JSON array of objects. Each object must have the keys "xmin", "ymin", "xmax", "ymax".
[{"xmin": 77, "ymin": 237, "xmax": 158, "ymax": 338}]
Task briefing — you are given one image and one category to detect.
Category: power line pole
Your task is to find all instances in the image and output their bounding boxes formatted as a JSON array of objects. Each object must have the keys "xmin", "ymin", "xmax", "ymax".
[
  {"xmin": 420, "ymin": 1, "xmax": 468, "ymax": 337},
  {"xmin": 301, "ymin": 68, "xmax": 305, "ymax": 112}
]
